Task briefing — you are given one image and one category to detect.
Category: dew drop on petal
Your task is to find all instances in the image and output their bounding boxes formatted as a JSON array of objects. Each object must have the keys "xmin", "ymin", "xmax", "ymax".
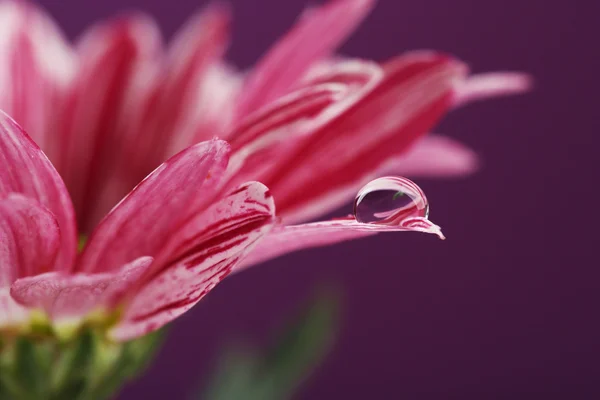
[{"xmin": 353, "ymin": 176, "xmax": 429, "ymax": 224}]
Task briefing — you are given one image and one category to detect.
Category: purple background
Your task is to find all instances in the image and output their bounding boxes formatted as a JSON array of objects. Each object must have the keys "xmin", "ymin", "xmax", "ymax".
[{"xmin": 36, "ymin": 0, "xmax": 599, "ymax": 398}]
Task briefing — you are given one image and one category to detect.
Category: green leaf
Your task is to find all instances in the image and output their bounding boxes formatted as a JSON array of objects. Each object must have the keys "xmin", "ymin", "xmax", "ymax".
[{"xmin": 202, "ymin": 289, "xmax": 340, "ymax": 400}]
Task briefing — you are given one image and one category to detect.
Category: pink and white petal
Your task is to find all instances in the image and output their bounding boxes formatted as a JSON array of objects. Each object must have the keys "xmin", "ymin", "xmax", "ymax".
[
  {"xmin": 0, "ymin": 113, "xmax": 76, "ymax": 272},
  {"xmin": 0, "ymin": 194, "xmax": 61, "ymax": 286},
  {"xmin": 89, "ymin": 7, "xmax": 233, "ymax": 228},
  {"xmin": 236, "ymin": 0, "xmax": 375, "ymax": 116},
  {"xmin": 266, "ymin": 52, "xmax": 466, "ymax": 221},
  {"xmin": 267, "ymin": 133, "xmax": 478, "ymax": 224},
  {"xmin": 110, "ymin": 182, "xmax": 275, "ymax": 341},
  {"xmin": 162, "ymin": 62, "xmax": 241, "ymax": 157},
  {"xmin": 159, "ymin": 5, "xmax": 234, "ymax": 155},
  {"xmin": 128, "ymin": 5, "xmax": 232, "ymax": 165},
  {"xmin": 453, "ymin": 72, "xmax": 533, "ymax": 107},
  {"xmin": 77, "ymin": 139, "xmax": 230, "ymax": 274},
  {"xmin": 238, "ymin": 216, "xmax": 444, "ymax": 270},
  {"xmin": 226, "ymin": 59, "xmax": 382, "ymax": 189},
  {"xmin": 379, "ymin": 134, "xmax": 479, "ymax": 178},
  {"xmin": 57, "ymin": 13, "xmax": 163, "ymax": 232},
  {"xmin": 10, "ymin": 256, "xmax": 152, "ymax": 324},
  {"xmin": 0, "ymin": 1, "xmax": 75, "ymax": 157},
  {"xmin": 0, "ymin": 288, "xmax": 29, "ymax": 329}
]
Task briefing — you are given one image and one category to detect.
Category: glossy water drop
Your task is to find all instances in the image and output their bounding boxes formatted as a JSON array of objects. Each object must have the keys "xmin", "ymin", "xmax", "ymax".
[{"xmin": 353, "ymin": 176, "xmax": 429, "ymax": 224}]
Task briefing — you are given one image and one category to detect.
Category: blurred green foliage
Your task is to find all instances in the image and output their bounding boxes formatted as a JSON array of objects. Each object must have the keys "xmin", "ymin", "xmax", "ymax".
[{"xmin": 201, "ymin": 289, "xmax": 340, "ymax": 400}]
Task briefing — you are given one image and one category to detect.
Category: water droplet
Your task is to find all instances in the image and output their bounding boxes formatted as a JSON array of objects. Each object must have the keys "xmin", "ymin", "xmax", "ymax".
[{"xmin": 353, "ymin": 176, "xmax": 429, "ymax": 224}]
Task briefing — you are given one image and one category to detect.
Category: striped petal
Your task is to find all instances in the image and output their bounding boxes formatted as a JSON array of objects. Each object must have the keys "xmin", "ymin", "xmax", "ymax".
[
  {"xmin": 226, "ymin": 59, "xmax": 382, "ymax": 189},
  {"xmin": 154, "ymin": 5, "xmax": 234, "ymax": 157},
  {"xmin": 0, "ymin": 1, "xmax": 75, "ymax": 158},
  {"xmin": 238, "ymin": 216, "xmax": 443, "ymax": 270},
  {"xmin": 453, "ymin": 72, "xmax": 532, "ymax": 107},
  {"xmin": 228, "ymin": 52, "xmax": 465, "ymax": 224},
  {"xmin": 83, "ymin": 7, "xmax": 235, "ymax": 230},
  {"xmin": 57, "ymin": 13, "xmax": 163, "ymax": 232},
  {"xmin": 0, "ymin": 112, "xmax": 76, "ymax": 272},
  {"xmin": 10, "ymin": 256, "xmax": 152, "ymax": 324},
  {"xmin": 379, "ymin": 134, "xmax": 479, "ymax": 178},
  {"xmin": 0, "ymin": 194, "xmax": 60, "ymax": 287},
  {"xmin": 0, "ymin": 288, "xmax": 29, "ymax": 329},
  {"xmin": 237, "ymin": 0, "xmax": 375, "ymax": 116},
  {"xmin": 110, "ymin": 182, "xmax": 275, "ymax": 341},
  {"xmin": 268, "ymin": 53, "xmax": 465, "ymax": 223},
  {"xmin": 77, "ymin": 139, "xmax": 230, "ymax": 274}
]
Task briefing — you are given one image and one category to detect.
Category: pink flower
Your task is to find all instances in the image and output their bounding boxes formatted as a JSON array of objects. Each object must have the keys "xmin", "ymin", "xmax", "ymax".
[{"xmin": 0, "ymin": 0, "xmax": 530, "ymax": 340}]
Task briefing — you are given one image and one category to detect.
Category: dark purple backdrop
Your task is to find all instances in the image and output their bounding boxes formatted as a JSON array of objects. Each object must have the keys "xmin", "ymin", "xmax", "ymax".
[{"xmin": 36, "ymin": 0, "xmax": 600, "ymax": 398}]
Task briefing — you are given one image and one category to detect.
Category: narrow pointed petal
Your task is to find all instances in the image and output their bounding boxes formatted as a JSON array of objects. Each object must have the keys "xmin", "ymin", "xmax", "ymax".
[
  {"xmin": 10, "ymin": 257, "xmax": 152, "ymax": 324},
  {"xmin": 238, "ymin": 216, "xmax": 443, "ymax": 270},
  {"xmin": 128, "ymin": 5, "xmax": 232, "ymax": 170},
  {"xmin": 0, "ymin": 113, "xmax": 76, "ymax": 271},
  {"xmin": 0, "ymin": 1, "xmax": 75, "ymax": 157},
  {"xmin": 157, "ymin": 5, "xmax": 234, "ymax": 155},
  {"xmin": 0, "ymin": 194, "xmax": 60, "ymax": 287},
  {"xmin": 265, "ymin": 52, "xmax": 466, "ymax": 222},
  {"xmin": 57, "ymin": 14, "xmax": 163, "ymax": 231},
  {"xmin": 110, "ymin": 182, "xmax": 275, "ymax": 341},
  {"xmin": 453, "ymin": 72, "xmax": 533, "ymax": 107},
  {"xmin": 226, "ymin": 59, "xmax": 382, "ymax": 188},
  {"xmin": 237, "ymin": 0, "xmax": 375, "ymax": 116},
  {"xmin": 379, "ymin": 134, "xmax": 479, "ymax": 177},
  {"xmin": 0, "ymin": 288, "xmax": 29, "ymax": 329},
  {"xmin": 77, "ymin": 139, "xmax": 230, "ymax": 274},
  {"xmin": 81, "ymin": 7, "xmax": 234, "ymax": 229}
]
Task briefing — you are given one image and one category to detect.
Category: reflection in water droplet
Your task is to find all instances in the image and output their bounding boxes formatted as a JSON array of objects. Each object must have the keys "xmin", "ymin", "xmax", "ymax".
[{"xmin": 353, "ymin": 176, "xmax": 429, "ymax": 225}]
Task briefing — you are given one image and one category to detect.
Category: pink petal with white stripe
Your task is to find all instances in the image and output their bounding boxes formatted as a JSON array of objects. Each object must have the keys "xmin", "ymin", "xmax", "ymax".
[
  {"xmin": 88, "ymin": 7, "xmax": 235, "ymax": 229},
  {"xmin": 238, "ymin": 216, "xmax": 443, "ymax": 270},
  {"xmin": 110, "ymin": 182, "xmax": 275, "ymax": 341},
  {"xmin": 226, "ymin": 59, "xmax": 382, "ymax": 189},
  {"xmin": 127, "ymin": 5, "xmax": 232, "ymax": 169},
  {"xmin": 236, "ymin": 0, "xmax": 375, "ymax": 116},
  {"xmin": 379, "ymin": 134, "xmax": 479, "ymax": 178},
  {"xmin": 10, "ymin": 256, "xmax": 152, "ymax": 324},
  {"xmin": 0, "ymin": 1, "xmax": 75, "ymax": 158},
  {"xmin": 77, "ymin": 139, "xmax": 230, "ymax": 274},
  {"xmin": 264, "ymin": 52, "xmax": 466, "ymax": 223},
  {"xmin": 453, "ymin": 72, "xmax": 533, "ymax": 107},
  {"xmin": 0, "ymin": 288, "xmax": 29, "ymax": 329},
  {"xmin": 158, "ymin": 5, "xmax": 235, "ymax": 156},
  {"xmin": 0, "ymin": 194, "xmax": 60, "ymax": 287},
  {"xmin": 0, "ymin": 112, "xmax": 76, "ymax": 272},
  {"xmin": 57, "ymin": 13, "xmax": 163, "ymax": 232}
]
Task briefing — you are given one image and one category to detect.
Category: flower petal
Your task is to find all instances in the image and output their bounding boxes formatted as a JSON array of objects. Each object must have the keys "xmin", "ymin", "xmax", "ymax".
[
  {"xmin": 238, "ymin": 216, "xmax": 444, "ymax": 270},
  {"xmin": 261, "ymin": 52, "xmax": 465, "ymax": 223},
  {"xmin": 0, "ymin": 112, "xmax": 76, "ymax": 272},
  {"xmin": 110, "ymin": 182, "xmax": 275, "ymax": 341},
  {"xmin": 156, "ymin": 5, "xmax": 234, "ymax": 156},
  {"xmin": 379, "ymin": 134, "xmax": 479, "ymax": 178},
  {"xmin": 0, "ymin": 288, "xmax": 29, "ymax": 329},
  {"xmin": 453, "ymin": 72, "xmax": 533, "ymax": 107},
  {"xmin": 237, "ymin": 0, "xmax": 375, "ymax": 116},
  {"xmin": 226, "ymin": 59, "xmax": 382, "ymax": 188},
  {"xmin": 0, "ymin": 194, "xmax": 60, "ymax": 287},
  {"xmin": 125, "ymin": 5, "xmax": 233, "ymax": 174},
  {"xmin": 77, "ymin": 139, "xmax": 231, "ymax": 274},
  {"xmin": 0, "ymin": 1, "xmax": 75, "ymax": 157},
  {"xmin": 10, "ymin": 256, "xmax": 152, "ymax": 324},
  {"xmin": 57, "ymin": 13, "xmax": 163, "ymax": 232},
  {"xmin": 77, "ymin": 8, "xmax": 235, "ymax": 231}
]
